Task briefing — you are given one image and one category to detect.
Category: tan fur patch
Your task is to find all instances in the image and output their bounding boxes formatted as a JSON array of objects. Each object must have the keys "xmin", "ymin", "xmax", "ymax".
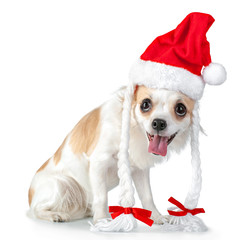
[
  {"xmin": 28, "ymin": 188, "xmax": 34, "ymax": 206},
  {"xmin": 170, "ymin": 92, "xmax": 195, "ymax": 121},
  {"xmin": 69, "ymin": 107, "xmax": 101, "ymax": 156},
  {"xmin": 37, "ymin": 159, "xmax": 50, "ymax": 173},
  {"xmin": 54, "ymin": 137, "xmax": 67, "ymax": 165},
  {"xmin": 133, "ymin": 85, "xmax": 155, "ymax": 119}
]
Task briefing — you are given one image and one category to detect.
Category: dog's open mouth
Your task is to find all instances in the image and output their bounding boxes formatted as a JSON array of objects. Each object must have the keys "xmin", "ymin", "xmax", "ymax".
[{"xmin": 146, "ymin": 132, "xmax": 177, "ymax": 157}]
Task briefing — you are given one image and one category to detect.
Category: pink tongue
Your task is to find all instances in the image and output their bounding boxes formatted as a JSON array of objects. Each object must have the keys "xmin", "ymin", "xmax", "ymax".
[{"xmin": 148, "ymin": 135, "xmax": 168, "ymax": 156}]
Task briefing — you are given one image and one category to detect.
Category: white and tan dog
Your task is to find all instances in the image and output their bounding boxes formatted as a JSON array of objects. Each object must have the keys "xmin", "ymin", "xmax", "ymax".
[{"xmin": 28, "ymin": 85, "xmax": 195, "ymax": 224}]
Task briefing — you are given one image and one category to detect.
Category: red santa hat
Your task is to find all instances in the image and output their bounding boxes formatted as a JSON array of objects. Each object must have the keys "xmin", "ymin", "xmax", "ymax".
[
  {"xmin": 91, "ymin": 12, "xmax": 226, "ymax": 233},
  {"xmin": 130, "ymin": 12, "xmax": 226, "ymax": 100}
]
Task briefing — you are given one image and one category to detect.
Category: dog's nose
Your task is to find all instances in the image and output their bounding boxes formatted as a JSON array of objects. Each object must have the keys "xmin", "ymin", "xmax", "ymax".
[{"xmin": 152, "ymin": 119, "xmax": 167, "ymax": 131}]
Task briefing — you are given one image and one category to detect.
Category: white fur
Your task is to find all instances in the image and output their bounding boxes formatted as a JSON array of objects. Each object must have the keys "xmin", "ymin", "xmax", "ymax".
[
  {"xmin": 28, "ymin": 87, "xmax": 192, "ymax": 226},
  {"xmin": 129, "ymin": 59, "xmax": 205, "ymax": 100}
]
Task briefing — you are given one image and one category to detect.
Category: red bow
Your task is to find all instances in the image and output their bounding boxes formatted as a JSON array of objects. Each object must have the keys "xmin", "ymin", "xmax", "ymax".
[
  {"xmin": 109, "ymin": 206, "xmax": 154, "ymax": 226},
  {"xmin": 167, "ymin": 197, "xmax": 205, "ymax": 216}
]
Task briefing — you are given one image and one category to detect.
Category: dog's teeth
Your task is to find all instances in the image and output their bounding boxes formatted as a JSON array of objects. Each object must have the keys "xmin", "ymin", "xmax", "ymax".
[{"xmin": 146, "ymin": 132, "xmax": 155, "ymax": 142}]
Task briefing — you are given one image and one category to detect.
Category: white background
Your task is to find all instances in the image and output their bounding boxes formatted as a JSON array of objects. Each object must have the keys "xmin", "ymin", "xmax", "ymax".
[{"xmin": 0, "ymin": 0, "xmax": 248, "ymax": 239}]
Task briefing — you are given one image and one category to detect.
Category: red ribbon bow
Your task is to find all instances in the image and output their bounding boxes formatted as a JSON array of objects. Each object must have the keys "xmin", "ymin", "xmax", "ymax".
[
  {"xmin": 167, "ymin": 197, "xmax": 205, "ymax": 216},
  {"xmin": 109, "ymin": 206, "xmax": 154, "ymax": 226}
]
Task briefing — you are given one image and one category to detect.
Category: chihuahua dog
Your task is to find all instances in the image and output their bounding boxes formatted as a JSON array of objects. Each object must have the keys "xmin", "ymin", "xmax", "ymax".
[{"xmin": 28, "ymin": 85, "xmax": 194, "ymax": 224}]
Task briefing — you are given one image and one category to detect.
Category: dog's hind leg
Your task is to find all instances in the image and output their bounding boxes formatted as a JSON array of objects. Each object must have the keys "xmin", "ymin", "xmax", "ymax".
[{"xmin": 29, "ymin": 173, "xmax": 91, "ymax": 222}]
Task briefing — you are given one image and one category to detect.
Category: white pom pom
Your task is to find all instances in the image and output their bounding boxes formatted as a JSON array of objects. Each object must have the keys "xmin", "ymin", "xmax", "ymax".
[
  {"xmin": 89, "ymin": 214, "xmax": 137, "ymax": 232},
  {"xmin": 202, "ymin": 63, "xmax": 227, "ymax": 85}
]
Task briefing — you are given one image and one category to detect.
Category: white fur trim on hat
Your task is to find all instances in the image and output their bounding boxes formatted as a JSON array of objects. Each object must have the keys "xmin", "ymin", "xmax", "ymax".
[
  {"xmin": 202, "ymin": 63, "xmax": 227, "ymax": 85},
  {"xmin": 129, "ymin": 59, "xmax": 205, "ymax": 100}
]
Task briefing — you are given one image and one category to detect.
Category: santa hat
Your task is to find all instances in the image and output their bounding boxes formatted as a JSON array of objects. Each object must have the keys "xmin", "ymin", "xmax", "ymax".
[{"xmin": 90, "ymin": 12, "xmax": 226, "ymax": 232}]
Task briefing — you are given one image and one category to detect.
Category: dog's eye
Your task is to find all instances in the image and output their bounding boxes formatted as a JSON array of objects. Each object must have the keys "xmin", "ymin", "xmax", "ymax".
[
  {"xmin": 175, "ymin": 103, "xmax": 187, "ymax": 117},
  {"xmin": 140, "ymin": 98, "xmax": 152, "ymax": 112}
]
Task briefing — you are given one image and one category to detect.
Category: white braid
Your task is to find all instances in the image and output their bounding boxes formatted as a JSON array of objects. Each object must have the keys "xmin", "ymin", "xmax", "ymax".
[
  {"xmin": 162, "ymin": 101, "xmax": 207, "ymax": 232},
  {"xmin": 90, "ymin": 83, "xmax": 136, "ymax": 232},
  {"xmin": 184, "ymin": 101, "xmax": 202, "ymax": 209},
  {"xmin": 117, "ymin": 83, "xmax": 135, "ymax": 207}
]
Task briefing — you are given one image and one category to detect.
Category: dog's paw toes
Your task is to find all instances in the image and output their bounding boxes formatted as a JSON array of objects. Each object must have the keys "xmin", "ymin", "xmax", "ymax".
[
  {"xmin": 93, "ymin": 212, "xmax": 110, "ymax": 224},
  {"xmin": 152, "ymin": 215, "xmax": 170, "ymax": 225},
  {"xmin": 51, "ymin": 213, "xmax": 69, "ymax": 223}
]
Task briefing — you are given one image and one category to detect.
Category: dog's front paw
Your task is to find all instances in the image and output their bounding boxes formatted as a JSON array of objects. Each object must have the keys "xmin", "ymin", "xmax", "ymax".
[
  {"xmin": 152, "ymin": 214, "xmax": 170, "ymax": 225},
  {"xmin": 93, "ymin": 212, "xmax": 110, "ymax": 224}
]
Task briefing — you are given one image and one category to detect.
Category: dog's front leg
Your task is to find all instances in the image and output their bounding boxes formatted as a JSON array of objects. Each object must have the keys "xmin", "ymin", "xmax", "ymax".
[
  {"xmin": 90, "ymin": 159, "xmax": 109, "ymax": 223},
  {"xmin": 132, "ymin": 167, "xmax": 168, "ymax": 224}
]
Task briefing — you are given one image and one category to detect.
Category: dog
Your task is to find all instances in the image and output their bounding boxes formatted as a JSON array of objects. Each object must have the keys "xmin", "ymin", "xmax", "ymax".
[{"xmin": 28, "ymin": 85, "xmax": 195, "ymax": 224}]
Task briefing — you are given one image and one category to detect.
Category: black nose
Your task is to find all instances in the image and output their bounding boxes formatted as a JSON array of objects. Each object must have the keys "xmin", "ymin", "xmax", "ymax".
[{"xmin": 152, "ymin": 118, "xmax": 167, "ymax": 131}]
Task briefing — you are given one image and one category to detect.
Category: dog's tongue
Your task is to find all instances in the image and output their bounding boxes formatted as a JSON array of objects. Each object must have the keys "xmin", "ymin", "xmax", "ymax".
[{"xmin": 148, "ymin": 135, "xmax": 168, "ymax": 156}]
